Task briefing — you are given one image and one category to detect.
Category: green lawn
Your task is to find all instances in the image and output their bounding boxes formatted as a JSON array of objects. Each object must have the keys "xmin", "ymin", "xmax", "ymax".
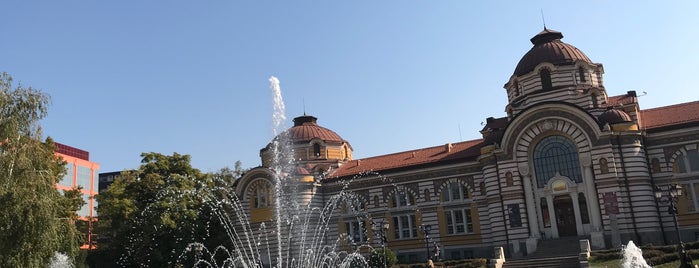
[{"xmin": 590, "ymin": 259, "xmax": 683, "ymax": 268}]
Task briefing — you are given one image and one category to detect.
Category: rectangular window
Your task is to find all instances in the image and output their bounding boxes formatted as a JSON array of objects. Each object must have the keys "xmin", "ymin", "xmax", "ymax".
[
  {"xmin": 393, "ymin": 214, "xmax": 417, "ymax": 239},
  {"xmin": 60, "ymin": 164, "xmax": 74, "ymax": 186},
  {"xmin": 344, "ymin": 221, "xmax": 366, "ymax": 243},
  {"xmin": 444, "ymin": 208, "xmax": 473, "ymax": 234},
  {"xmin": 688, "ymin": 150, "xmax": 699, "ymax": 172},
  {"xmin": 76, "ymin": 166, "xmax": 91, "ymax": 189},
  {"xmin": 78, "ymin": 194, "xmax": 90, "ymax": 217}
]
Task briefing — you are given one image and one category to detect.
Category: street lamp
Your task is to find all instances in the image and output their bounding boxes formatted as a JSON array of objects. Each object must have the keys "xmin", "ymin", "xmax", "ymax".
[
  {"xmin": 655, "ymin": 184, "xmax": 694, "ymax": 268},
  {"xmin": 372, "ymin": 220, "xmax": 390, "ymax": 268},
  {"xmin": 419, "ymin": 224, "xmax": 432, "ymax": 262}
]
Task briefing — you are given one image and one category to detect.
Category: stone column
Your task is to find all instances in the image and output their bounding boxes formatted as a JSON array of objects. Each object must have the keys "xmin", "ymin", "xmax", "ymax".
[
  {"xmin": 571, "ymin": 192, "xmax": 584, "ymax": 236},
  {"xmin": 580, "ymin": 154, "xmax": 605, "ymax": 249},
  {"xmin": 519, "ymin": 164, "xmax": 540, "ymax": 238},
  {"xmin": 547, "ymin": 195, "xmax": 558, "ymax": 238},
  {"xmin": 519, "ymin": 164, "xmax": 540, "ymax": 255}
]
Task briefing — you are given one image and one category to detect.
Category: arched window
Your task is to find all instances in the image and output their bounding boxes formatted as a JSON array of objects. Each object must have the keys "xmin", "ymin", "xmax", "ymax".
[
  {"xmin": 424, "ymin": 189, "xmax": 431, "ymax": 202},
  {"xmin": 480, "ymin": 181, "xmax": 486, "ymax": 196},
  {"xmin": 440, "ymin": 180, "xmax": 473, "ymax": 234},
  {"xmin": 505, "ymin": 172, "xmax": 514, "ymax": 187},
  {"xmin": 394, "ymin": 190, "xmax": 414, "ymax": 207},
  {"xmin": 673, "ymin": 149, "xmax": 699, "ymax": 173},
  {"xmin": 540, "ymin": 68, "xmax": 553, "ymax": 91},
  {"xmin": 651, "ymin": 158, "xmax": 661, "ymax": 173},
  {"xmin": 578, "ymin": 67, "xmax": 587, "ymax": 83},
  {"xmin": 391, "ymin": 189, "xmax": 417, "ymax": 239},
  {"xmin": 533, "ymin": 135, "xmax": 582, "ymax": 188},
  {"xmin": 252, "ymin": 181, "xmax": 273, "ymax": 208},
  {"xmin": 513, "ymin": 80, "xmax": 520, "ymax": 96},
  {"xmin": 442, "ymin": 181, "xmax": 468, "ymax": 202},
  {"xmin": 591, "ymin": 93, "xmax": 598, "ymax": 108},
  {"xmin": 313, "ymin": 143, "xmax": 321, "ymax": 157},
  {"xmin": 599, "ymin": 158, "xmax": 609, "ymax": 174}
]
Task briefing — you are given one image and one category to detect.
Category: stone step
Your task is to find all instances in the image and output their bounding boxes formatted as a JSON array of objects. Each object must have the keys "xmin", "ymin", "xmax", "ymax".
[{"xmin": 502, "ymin": 256, "xmax": 580, "ymax": 268}]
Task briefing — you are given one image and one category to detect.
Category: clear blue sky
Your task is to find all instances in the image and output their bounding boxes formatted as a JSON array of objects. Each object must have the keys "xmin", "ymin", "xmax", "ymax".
[{"xmin": 2, "ymin": 1, "xmax": 698, "ymax": 173}]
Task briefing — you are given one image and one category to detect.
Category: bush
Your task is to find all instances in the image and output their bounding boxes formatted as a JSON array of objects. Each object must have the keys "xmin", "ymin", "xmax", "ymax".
[{"xmin": 369, "ymin": 248, "xmax": 397, "ymax": 268}]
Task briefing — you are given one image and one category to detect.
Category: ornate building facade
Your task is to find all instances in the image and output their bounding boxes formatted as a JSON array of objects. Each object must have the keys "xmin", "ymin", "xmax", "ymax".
[{"xmin": 236, "ymin": 29, "xmax": 699, "ymax": 263}]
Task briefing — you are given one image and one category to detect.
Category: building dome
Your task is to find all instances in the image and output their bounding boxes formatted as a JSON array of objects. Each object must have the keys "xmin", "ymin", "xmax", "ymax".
[
  {"xmin": 598, "ymin": 108, "xmax": 632, "ymax": 126},
  {"xmin": 282, "ymin": 115, "xmax": 345, "ymax": 143},
  {"xmin": 513, "ymin": 28, "xmax": 592, "ymax": 76}
]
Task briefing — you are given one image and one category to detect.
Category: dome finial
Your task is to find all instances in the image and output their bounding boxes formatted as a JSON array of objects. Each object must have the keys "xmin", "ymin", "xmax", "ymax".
[{"xmin": 541, "ymin": 9, "xmax": 547, "ymax": 30}]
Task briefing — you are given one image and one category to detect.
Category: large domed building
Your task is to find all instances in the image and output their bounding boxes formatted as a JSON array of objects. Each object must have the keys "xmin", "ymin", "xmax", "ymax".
[{"xmin": 236, "ymin": 28, "xmax": 699, "ymax": 264}]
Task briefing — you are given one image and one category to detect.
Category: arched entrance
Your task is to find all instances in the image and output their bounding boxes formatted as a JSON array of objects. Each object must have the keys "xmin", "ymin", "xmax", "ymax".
[{"xmin": 553, "ymin": 195, "xmax": 577, "ymax": 237}]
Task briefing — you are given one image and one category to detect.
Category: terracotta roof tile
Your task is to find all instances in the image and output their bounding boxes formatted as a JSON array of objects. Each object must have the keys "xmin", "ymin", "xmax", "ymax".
[
  {"xmin": 640, "ymin": 101, "xmax": 699, "ymax": 130},
  {"xmin": 328, "ymin": 139, "xmax": 484, "ymax": 180}
]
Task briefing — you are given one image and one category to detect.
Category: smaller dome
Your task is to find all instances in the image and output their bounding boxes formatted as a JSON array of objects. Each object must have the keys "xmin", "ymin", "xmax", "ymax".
[
  {"xmin": 283, "ymin": 115, "xmax": 345, "ymax": 143},
  {"xmin": 513, "ymin": 29, "xmax": 592, "ymax": 76},
  {"xmin": 598, "ymin": 108, "xmax": 632, "ymax": 126}
]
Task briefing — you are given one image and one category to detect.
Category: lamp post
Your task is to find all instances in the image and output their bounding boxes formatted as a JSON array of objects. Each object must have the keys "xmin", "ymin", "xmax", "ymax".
[
  {"xmin": 372, "ymin": 220, "xmax": 390, "ymax": 268},
  {"xmin": 419, "ymin": 224, "xmax": 432, "ymax": 262},
  {"xmin": 655, "ymin": 184, "xmax": 694, "ymax": 268}
]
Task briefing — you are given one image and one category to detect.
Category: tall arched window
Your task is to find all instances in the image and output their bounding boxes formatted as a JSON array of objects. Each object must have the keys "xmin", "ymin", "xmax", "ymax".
[
  {"xmin": 599, "ymin": 158, "xmax": 609, "ymax": 174},
  {"xmin": 392, "ymin": 189, "xmax": 417, "ymax": 239},
  {"xmin": 540, "ymin": 68, "xmax": 553, "ymax": 91},
  {"xmin": 313, "ymin": 143, "xmax": 321, "ymax": 157},
  {"xmin": 440, "ymin": 180, "xmax": 473, "ymax": 234},
  {"xmin": 591, "ymin": 93, "xmax": 599, "ymax": 108},
  {"xmin": 533, "ymin": 135, "xmax": 582, "ymax": 188},
  {"xmin": 578, "ymin": 67, "xmax": 587, "ymax": 83},
  {"xmin": 651, "ymin": 158, "xmax": 661, "ymax": 173},
  {"xmin": 252, "ymin": 181, "xmax": 273, "ymax": 208}
]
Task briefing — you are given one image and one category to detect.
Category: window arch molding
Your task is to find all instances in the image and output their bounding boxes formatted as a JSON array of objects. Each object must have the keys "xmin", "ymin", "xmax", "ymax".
[
  {"xmin": 387, "ymin": 186, "xmax": 418, "ymax": 209},
  {"xmin": 247, "ymin": 178, "xmax": 274, "ymax": 209},
  {"xmin": 670, "ymin": 145, "xmax": 699, "ymax": 175},
  {"xmin": 438, "ymin": 178, "xmax": 473, "ymax": 203}
]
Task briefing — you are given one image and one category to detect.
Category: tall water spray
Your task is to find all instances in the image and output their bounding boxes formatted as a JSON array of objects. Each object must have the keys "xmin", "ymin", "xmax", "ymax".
[
  {"xmin": 269, "ymin": 76, "xmax": 288, "ymax": 267},
  {"xmin": 620, "ymin": 241, "xmax": 651, "ymax": 268},
  {"xmin": 176, "ymin": 77, "xmax": 367, "ymax": 268}
]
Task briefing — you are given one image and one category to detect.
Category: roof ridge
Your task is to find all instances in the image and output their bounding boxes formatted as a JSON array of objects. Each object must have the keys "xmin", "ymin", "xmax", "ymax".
[
  {"xmin": 641, "ymin": 100, "xmax": 699, "ymax": 112},
  {"xmin": 349, "ymin": 138, "xmax": 483, "ymax": 162}
]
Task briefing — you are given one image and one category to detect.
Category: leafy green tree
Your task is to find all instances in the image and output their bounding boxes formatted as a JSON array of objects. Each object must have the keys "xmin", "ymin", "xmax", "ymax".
[
  {"xmin": 0, "ymin": 72, "xmax": 83, "ymax": 267},
  {"xmin": 368, "ymin": 248, "xmax": 397, "ymax": 268},
  {"xmin": 96, "ymin": 152, "xmax": 234, "ymax": 267}
]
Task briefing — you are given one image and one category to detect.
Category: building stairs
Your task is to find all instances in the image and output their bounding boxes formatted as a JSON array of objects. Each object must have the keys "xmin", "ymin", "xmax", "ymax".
[{"xmin": 502, "ymin": 236, "xmax": 584, "ymax": 268}]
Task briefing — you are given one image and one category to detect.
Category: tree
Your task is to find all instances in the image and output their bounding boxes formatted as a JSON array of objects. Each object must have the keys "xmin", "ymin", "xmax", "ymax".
[
  {"xmin": 96, "ymin": 152, "xmax": 231, "ymax": 267},
  {"xmin": 0, "ymin": 72, "xmax": 83, "ymax": 267},
  {"xmin": 368, "ymin": 248, "xmax": 397, "ymax": 268}
]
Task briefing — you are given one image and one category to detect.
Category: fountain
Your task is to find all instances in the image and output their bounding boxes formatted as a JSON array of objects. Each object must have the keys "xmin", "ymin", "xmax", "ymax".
[
  {"xmin": 173, "ymin": 77, "xmax": 370, "ymax": 268},
  {"xmin": 620, "ymin": 241, "xmax": 651, "ymax": 268}
]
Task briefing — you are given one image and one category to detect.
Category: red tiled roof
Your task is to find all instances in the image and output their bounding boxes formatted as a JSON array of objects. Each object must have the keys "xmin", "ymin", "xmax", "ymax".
[
  {"xmin": 328, "ymin": 139, "xmax": 484, "ymax": 180},
  {"xmin": 640, "ymin": 101, "xmax": 699, "ymax": 130},
  {"xmin": 285, "ymin": 115, "xmax": 345, "ymax": 143}
]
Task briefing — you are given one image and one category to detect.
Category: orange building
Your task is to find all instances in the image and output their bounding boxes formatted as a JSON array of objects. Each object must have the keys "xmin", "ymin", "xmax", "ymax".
[{"xmin": 54, "ymin": 142, "xmax": 100, "ymax": 249}]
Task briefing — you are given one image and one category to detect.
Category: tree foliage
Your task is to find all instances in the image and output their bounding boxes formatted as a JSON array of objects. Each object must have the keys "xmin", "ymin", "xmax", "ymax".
[
  {"xmin": 368, "ymin": 248, "xmax": 397, "ymax": 268},
  {"xmin": 95, "ymin": 152, "xmax": 239, "ymax": 267},
  {"xmin": 0, "ymin": 72, "xmax": 83, "ymax": 267}
]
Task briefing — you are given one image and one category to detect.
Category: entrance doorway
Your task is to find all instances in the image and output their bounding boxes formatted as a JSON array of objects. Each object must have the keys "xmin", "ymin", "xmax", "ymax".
[{"xmin": 554, "ymin": 195, "xmax": 577, "ymax": 237}]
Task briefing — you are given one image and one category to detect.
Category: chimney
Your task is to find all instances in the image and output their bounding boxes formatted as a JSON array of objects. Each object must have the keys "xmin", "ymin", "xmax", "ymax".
[
  {"xmin": 627, "ymin": 90, "xmax": 637, "ymax": 97},
  {"xmin": 445, "ymin": 143, "xmax": 453, "ymax": 153}
]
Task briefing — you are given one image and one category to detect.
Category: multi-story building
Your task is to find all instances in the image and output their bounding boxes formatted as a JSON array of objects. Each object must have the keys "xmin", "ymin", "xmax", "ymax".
[
  {"xmin": 54, "ymin": 142, "xmax": 100, "ymax": 249},
  {"xmin": 98, "ymin": 171, "xmax": 122, "ymax": 194},
  {"xmin": 236, "ymin": 28, "xmax": 699, "ymax": 264}
]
